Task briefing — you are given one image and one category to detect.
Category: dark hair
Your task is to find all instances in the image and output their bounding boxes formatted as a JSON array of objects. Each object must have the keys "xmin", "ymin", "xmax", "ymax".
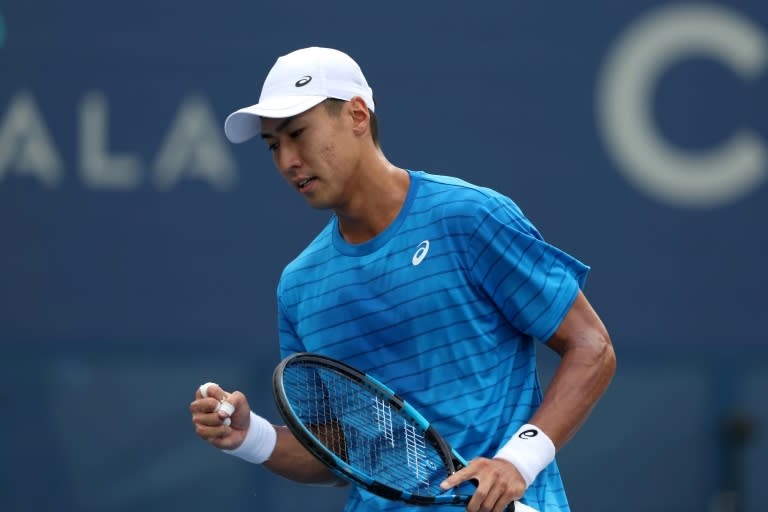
[{"xmin": 323, "ymin": 98, "xmax": 380, "ymax": 147}]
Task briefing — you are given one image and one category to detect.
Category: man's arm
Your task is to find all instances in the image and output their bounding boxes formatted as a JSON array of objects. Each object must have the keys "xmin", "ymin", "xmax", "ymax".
[
  {"xmin": 440, "ymin": 290, "xmax": 615, "ymax": 512},
  {"xmin": 531, "ymin": 290, "xmax": 616, "ymax": 448}
]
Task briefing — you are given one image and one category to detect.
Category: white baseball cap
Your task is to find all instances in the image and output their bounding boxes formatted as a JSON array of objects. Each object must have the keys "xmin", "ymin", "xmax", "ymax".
[{"xmin": 224, "ymin": 47, "xmax": 375, "ymax": 143}]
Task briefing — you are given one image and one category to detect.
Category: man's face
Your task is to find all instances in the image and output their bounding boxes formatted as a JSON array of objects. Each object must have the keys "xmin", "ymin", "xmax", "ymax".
[{"xmin": 260, "ymin": 102, "xmax": 360, "ymax": 210}]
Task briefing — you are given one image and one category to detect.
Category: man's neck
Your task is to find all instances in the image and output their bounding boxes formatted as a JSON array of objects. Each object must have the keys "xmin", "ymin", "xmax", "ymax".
[{"xmin": 336, "ymin": 161, "xmax": 410, "ymax": 245}]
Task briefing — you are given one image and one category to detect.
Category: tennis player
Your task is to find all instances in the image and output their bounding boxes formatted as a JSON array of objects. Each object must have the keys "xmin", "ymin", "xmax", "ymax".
[{"xmin": 189, "ymin": 47, "xmax": 616, "ymax": 512}]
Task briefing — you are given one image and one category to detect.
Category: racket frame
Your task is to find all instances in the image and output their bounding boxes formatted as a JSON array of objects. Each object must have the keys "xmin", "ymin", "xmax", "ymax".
[{"xmin": 272, "ymin": 352, "xmax": 472, "ymax": 506}]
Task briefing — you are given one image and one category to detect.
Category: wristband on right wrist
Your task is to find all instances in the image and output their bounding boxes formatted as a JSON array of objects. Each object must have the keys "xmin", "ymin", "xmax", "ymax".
[
  {"xmin": 222, "ymin": 411, "xmax": 277, "ymax": 464},
  {"xmin": 493, "ymin": 423, "xmax": 556, "ymax": 488}
]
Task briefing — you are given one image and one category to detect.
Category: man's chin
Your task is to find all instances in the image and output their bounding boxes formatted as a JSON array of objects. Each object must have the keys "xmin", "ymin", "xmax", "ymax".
[{"xmin": 304, "ymin": 197, "xmax": 332, "ymax": 210}]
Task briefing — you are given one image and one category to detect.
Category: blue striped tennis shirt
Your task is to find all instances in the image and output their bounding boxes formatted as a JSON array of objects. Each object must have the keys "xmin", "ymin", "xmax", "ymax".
[{"xmin": 277, "ymin": 170, "xmax": 589, "ymax": 511}]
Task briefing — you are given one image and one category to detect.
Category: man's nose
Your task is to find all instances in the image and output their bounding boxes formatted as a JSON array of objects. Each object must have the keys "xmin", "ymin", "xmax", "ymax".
[{"xmin": 276, "ymin": 145, "xmax": 302, "ymax": 172}]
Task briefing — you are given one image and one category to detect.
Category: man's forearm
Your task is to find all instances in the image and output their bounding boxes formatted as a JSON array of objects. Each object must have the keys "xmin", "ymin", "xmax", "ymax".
[{"xmin": 532, "ymin": 330, "xmax": 616, "ymax": 449}]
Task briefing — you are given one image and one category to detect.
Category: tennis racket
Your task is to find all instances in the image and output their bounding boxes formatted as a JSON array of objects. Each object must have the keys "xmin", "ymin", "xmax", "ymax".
[{"xmin": 272, "ymin": 352, "xmax": 538, "ymax": 511}]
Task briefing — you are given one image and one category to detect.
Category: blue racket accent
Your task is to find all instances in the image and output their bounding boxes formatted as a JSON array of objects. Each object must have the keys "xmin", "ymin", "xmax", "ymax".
[
  {"xmin": 273, "ymin": 353, "xmax": 475, "ymax": 506},
  {"xmin": 452, "ymin": 449, "xmax": 470, "ymax": 468}
]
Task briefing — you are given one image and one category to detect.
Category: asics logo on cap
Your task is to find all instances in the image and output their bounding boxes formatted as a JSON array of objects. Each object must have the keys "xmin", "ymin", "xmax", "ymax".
[{"xmin": 295, "ymin": 76, "xmax": 312, "ymax": 87}]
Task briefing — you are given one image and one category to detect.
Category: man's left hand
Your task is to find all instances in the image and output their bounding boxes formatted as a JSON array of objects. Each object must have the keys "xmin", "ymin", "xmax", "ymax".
[{"xmin": 439, "ymin": 457, "xmax": 526, "ymax": 512}]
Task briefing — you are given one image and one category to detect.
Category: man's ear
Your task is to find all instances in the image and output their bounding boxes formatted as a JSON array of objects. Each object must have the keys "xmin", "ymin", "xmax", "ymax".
[{"xmin": 347, "ymin": 96, "xmax": 371, "ymax": 138}]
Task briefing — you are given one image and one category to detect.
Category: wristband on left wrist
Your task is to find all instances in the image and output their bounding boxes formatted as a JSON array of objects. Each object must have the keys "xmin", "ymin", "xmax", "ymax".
[{"xmin": 493, "ymin": 423, "xmax": 555, "ymax": 487}]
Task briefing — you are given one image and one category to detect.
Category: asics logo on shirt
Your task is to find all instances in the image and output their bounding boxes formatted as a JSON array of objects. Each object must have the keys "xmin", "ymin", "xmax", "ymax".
[{"xmin": 412, "ymin": 240, "xmax": 430, "ymax": 266}]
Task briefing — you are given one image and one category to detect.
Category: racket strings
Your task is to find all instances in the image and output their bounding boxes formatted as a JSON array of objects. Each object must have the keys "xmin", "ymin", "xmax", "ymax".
[{"xmin": 283, "ymin": 363, "xmax": 448, "ymax": 497}]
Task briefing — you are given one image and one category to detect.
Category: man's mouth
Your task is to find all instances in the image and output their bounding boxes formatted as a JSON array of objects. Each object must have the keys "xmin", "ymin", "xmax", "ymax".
[{"xmin": 298, "ymin": 177, "xmax": 316, "ymax": 189}]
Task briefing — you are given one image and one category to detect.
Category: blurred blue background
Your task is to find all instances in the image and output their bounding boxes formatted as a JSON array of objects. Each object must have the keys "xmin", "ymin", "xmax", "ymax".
[{"xmin": 1, "ymin": 1, "xmax": 766, "ymax": 511}]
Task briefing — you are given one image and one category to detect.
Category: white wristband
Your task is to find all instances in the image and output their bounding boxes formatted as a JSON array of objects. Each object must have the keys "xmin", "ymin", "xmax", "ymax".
[
  {"xmin": 494, "ymin": 424, "xmax": 556, "ymax": 488},
  {"xmin": 222, "ymin": 411, "xmax": 277, "ymax": 464}
]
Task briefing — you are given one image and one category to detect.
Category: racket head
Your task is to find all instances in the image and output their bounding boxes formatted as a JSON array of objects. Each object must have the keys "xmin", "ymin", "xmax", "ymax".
[{"xmin": 272, "ymin": 352, "xmax": 474, "ymax": 506}]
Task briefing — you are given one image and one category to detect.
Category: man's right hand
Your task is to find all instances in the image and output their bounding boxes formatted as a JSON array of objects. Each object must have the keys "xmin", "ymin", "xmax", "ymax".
[{"xmin": 189, "ymin": 382, "xmax": 252, "ymax": 450}]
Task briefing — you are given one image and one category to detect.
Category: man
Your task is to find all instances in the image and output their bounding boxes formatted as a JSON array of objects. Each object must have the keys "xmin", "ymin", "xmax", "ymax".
[{"xmin": 190, "ymin": 47, "xmax": 616, "ymax": 512}]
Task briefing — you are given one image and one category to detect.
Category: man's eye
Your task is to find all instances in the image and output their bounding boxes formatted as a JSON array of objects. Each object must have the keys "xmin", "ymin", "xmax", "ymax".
[
  {"xmin": 267, "ymin": 142, "xmax": 279, "ymax": 152},
  {"xmin": 290, "ymin": 128, "xmax": 305, "ymax": 139}
]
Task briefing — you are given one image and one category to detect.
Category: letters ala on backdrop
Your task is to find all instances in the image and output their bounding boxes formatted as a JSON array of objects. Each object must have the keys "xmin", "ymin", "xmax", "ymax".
[{"xmin": 0, "ymin": 91, "xmax": 238, "ymax": 191}]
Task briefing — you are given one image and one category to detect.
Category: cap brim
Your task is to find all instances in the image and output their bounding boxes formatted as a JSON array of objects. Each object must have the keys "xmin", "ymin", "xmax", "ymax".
[{"xmin": 224, "ymin": 95, "xmax": 327, "ymax": 143}]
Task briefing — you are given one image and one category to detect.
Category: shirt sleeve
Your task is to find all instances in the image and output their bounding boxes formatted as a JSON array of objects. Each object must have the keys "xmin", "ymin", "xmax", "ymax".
[
  {"xmin": 277, "ymin": 282, "xmax": 305, "ymax": 359},
  {"xmin": 465, "ymin": 195, "xmax": 590, "ymax": 341}
]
